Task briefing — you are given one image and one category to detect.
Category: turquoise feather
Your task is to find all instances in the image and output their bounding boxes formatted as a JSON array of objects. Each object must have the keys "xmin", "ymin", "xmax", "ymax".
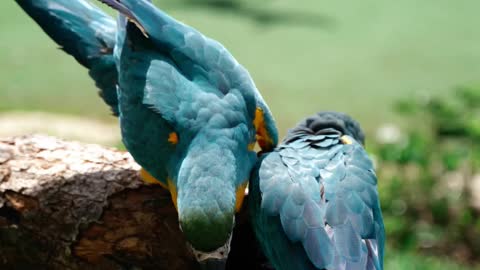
[
  {"xmin": 250, "ymin": 112, "xmax": 385, "ymax": 270},
  {"xmin": 15, "ymin": 0, "xmax": 119, "ymax": 115},
  {"xmin": 16, "ymin": 0, "xmax": 279, "ymax": 258},
  {"xmin": 106, "ymin": 0, "xmax": 278, "ymax": 252}
]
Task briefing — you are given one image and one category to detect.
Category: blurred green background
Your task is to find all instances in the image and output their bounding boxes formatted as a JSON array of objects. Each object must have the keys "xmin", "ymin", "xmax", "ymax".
[{"xmin": 1, "ymin": 0, "xmax": 479, "ymax": 269}]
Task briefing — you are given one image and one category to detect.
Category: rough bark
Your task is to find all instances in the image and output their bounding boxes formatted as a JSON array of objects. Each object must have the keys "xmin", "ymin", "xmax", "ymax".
[
  {"xmin": 0, "ymin": 135, "xmax": 267, "ymax": 270},
  {"xmin": 0, "ymin": 134, "xmax": 196, "ymax": 269}
]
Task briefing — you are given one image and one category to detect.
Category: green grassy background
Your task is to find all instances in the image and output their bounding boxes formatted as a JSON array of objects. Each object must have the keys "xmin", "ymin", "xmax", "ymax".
[
  {"xmin": 2, "ymin": 0, "xmax": 480, "ymax": 133},
  {"xmin": 1, "ymin": 0, "xmax": 480, "ymax": 268},
  {"xmin": 385, "ymin": 251, "xmax": 480, "ymax": 270}
]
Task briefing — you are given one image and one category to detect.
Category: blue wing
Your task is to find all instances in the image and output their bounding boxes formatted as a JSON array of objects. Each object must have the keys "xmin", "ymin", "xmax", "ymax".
[
  {"xmin": 99, "ymin": 0, "xmax": 278, "ymax": 147},
  {"xmin": 15, "ymin": 0, "xmax": 119, "ymax": 115},
  {"xmin": 250, "ymin": 134, "xmax": 384, "ymax": 270}
]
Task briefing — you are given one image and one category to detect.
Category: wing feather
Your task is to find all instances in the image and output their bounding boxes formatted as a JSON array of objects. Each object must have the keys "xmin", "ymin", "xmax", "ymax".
[
  {"xmin": 100, "ymin": 0, "xmax": 278, "ymax": 146},
  {"xmin": 16, "ymin": 0, "xmax": 119, "ymax": 114},
  {"xmin": 252, "ymin": 134, "xmax": 384, "ymax": 270}
]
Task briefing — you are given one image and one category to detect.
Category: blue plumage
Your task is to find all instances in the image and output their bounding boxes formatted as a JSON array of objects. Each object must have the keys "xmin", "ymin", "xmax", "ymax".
[
  {"xmin": 250, "ymin": 112, "xmax": 385, "ymax": 270},
  {"xmin": 15, "ymin": 0, "xmax": 119, "ymax": 115},
  {"xmin": 108, "ymin": 0, "xmax": 279, "ymax": 261},
  {"xmin": 16, "ymin": 0, "xmax": 279, "ymax": 267},
  {"xmin": 17, "ymin": 1, "xmax": 384, "ymax": 268}
]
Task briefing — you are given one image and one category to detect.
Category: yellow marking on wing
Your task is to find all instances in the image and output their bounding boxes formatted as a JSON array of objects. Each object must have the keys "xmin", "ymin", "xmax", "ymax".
[
  {"xmin": 248, "ymin": 142, "xmax": 256, "ymax": 151},
  {"xmin": 126, "ymin": 18, "xmax": 149, "ymax": 38},
  {"xmin": 140, "ymin": 168, "xmax": 168, "ymax": 189},
  {"xmin": 235, "ymin": 181, "xmax": 248, "ymax": 212},
  {"xmin": 340, "ymin": 135, "xmax": 353, "ymax": 145},
  {"xmin": 167, "ymin": 178, "xmax": 178, "ymax": 211},
  {"xmin": 168, "ymin": 132, "xmax": 179, "ymax": 145},
  {"xmin": 253, "ymin": 107, "xmax": 274, "ymax": 151}
]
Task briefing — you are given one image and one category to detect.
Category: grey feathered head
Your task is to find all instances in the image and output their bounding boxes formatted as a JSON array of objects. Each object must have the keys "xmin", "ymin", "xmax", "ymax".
[{"xmin": 284, "ymin": 111, "xmax": 365, "ymax": 145}]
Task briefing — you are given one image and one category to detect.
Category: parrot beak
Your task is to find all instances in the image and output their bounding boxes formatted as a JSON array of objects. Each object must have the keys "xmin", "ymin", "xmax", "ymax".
[
  {"xmin": 189, "ymin": 232, "xmax": 232, "ymax": 270},
  {"xmin": 199, "ymin": 258, "xmax": 227, "ymax": 270}
]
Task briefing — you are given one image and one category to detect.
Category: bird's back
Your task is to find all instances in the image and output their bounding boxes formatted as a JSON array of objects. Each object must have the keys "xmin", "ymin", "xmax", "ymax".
[{"xmin": 250, "ymin": 112, "xmax": 384, "ymax": 270}]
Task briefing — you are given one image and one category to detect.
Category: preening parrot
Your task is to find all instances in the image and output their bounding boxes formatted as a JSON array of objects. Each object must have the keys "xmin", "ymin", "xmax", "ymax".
[
  {"xmin": 15, "ymin": 0, "xmax": 278, "ymax": 268},
  {"xmin": 249, "ymin": 112, "xmax": 385, "ymax": 270}
]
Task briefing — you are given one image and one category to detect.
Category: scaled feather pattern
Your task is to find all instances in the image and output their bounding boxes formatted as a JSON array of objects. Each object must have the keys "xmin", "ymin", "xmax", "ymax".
[{"xmin": 250, "ymin": 112, "xmax": 385, "ymax": 270}]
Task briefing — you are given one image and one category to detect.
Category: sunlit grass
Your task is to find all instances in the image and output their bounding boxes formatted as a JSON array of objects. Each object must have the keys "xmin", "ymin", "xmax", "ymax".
[
  {"xmin": 386, "ymin": 250, "xmax": 479, "ymax": 270},
  {"xmin": 2, "ymin": 0, "xmax": 480, "ymax": 135}
]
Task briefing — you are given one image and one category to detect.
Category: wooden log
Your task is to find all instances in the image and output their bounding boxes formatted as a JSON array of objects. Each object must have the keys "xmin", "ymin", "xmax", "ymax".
[{"xmin": 0, "ymin": 135, "xmax": 268, "ymax": 270}]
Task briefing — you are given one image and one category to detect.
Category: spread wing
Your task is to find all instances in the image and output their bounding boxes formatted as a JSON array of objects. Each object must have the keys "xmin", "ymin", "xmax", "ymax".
[
  {"xmin": 15, "ymin": 0, "xmax": 119, "ymax": 115},
  {"xmin": 251, "ymin": 134, "xmax": 384, "ymax": 270},
  {"xmin": 99, "ymin": 0, "xmax": 278, "ymax": 148}
]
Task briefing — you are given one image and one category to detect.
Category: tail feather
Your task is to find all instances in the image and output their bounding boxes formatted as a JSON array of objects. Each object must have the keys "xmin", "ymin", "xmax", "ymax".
[
  {"xmin": 15, "ymin": 0, "xmax": 119, "ymax": 115},
  {"xmin": 16, "ymin": 0, "xmax": 115, "ymax": 67},
  {"xmin": 98, "ymin": 0, "xmax": 145, "ymax": 33},
  {"xmin": 95, "ymin": 0, "xmax": 213, "ymax": 63}
]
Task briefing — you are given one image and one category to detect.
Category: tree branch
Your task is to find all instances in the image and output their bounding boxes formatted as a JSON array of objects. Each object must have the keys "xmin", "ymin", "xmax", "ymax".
[
  {"xmin": 0, "ymin": 135, "xmax": 197, "ymax": 269},
  {"xmin": 0, "ymin": 135, "xmax": 270, "ymax": 270}
]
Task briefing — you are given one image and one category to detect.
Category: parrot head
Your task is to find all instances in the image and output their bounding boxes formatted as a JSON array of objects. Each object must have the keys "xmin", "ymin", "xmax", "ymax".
[
  {"xmin": 285, "ymin": 111, "xmax": 365, "ymax": 145},
  {"xmin": 171, "ymin": 129, "xmax": 257, "ymax": 269}
]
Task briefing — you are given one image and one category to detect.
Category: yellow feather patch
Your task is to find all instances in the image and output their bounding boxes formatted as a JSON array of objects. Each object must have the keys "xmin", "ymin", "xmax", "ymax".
[
  {"xmin": 167, "ymin": 178, "xmax": 178, "ymax": 211},
  {"xmin": 126, "ymin": 18, "xmax": 149, "ymax": 38},
  {"xmin": 253, "ymin": 107, "xmax": 274, "ymax": 151},
  {"xmin": 140, "ymin": 169, "xmax": 178, "ymax": 211},
  {"xmin": 235, "ymin": 181, "xmax": 248, "ymax": 212},
  {"xmin": 139, "ymin": 168, "xmax": 169, "ymax": 189},
  {"xmin": 168, "ymin": 132, "xmax": 178, "ymax": 145},
  {"xmin": 340, "ymin": 135, "xmax": 353, "ymax": 145}
]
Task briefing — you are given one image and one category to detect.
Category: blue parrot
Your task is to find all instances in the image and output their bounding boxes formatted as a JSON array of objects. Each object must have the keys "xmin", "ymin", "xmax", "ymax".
[
  {"xmin": 15, "ymin": 0, "xmax": 278, "ymax": 268},
  {"xmin": 250, "ymin": 112, "xmax": 385, "ymax": 270}
]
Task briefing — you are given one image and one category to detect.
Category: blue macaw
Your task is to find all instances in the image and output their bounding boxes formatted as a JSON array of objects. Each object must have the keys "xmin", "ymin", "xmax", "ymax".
[
  {"xmin": 15, "ymin": 0, "xmax": 278, "ymax": 268},
  {"xmin": 250, "ymin": 112, "xmax": 385, "ymax": 270}
]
